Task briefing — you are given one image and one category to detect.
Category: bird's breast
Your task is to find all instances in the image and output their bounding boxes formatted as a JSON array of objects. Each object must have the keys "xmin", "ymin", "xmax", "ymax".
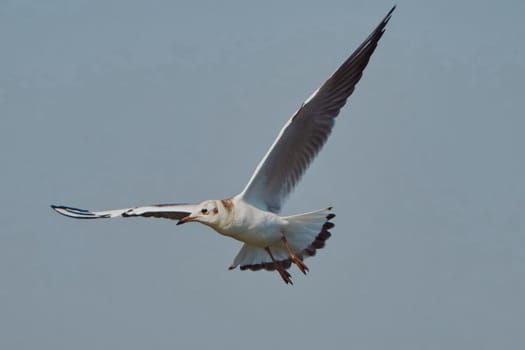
[{"xmin": 215, "ymin": 207, "xmax": 283, "ymax": 247}]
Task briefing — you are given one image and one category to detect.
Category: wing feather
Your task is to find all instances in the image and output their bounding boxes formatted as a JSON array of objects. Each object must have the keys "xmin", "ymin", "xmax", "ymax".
[
  {"xmin": 239, "ymin": 6, "xmax": 395, "ymax": 212},
  {"xmin": 51, "ymin": 203, "xmax": 197, "ymax": 221}
]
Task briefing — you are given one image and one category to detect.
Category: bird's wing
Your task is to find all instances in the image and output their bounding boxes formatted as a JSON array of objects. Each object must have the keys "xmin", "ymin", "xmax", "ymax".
[
  {"xmin": 51, "ymin": 203, "xmax": 197, "ymax": 221},
  {"xmin": 238, "ymin": 6, "xmax": 395, "ymax": 213}
]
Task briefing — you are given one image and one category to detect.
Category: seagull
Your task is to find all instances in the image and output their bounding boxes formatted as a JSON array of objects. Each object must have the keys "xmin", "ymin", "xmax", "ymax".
[{"xmin": 51, "ymin": 6, "xmax": 395, "ymax": 284}]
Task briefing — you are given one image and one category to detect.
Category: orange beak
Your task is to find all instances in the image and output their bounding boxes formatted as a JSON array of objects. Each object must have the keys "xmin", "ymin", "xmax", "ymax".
[{"xmin": 177, "ymin": 215, "xmax": 197, "ymax": 225}]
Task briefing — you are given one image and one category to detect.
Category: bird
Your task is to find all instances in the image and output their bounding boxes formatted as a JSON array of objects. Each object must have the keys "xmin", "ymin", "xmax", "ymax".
[{"xmin": 51, "ymin": 6, "xmax": 395, "ymax": 285}]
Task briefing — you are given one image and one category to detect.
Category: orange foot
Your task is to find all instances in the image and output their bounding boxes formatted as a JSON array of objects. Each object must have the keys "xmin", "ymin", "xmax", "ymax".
[
  {"xmin": 282, "ymin": 236, "xmax": 309, "ymax": 275},
  {"xmin": 265, "ymin": 247, "xmax": 293, "ymax": 285}
]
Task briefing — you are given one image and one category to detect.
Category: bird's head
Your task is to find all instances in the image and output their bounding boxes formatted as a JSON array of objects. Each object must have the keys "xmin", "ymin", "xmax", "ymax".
[{"xmin": 177, "ymin": 200, "xmax": 222, "ymax": 228}]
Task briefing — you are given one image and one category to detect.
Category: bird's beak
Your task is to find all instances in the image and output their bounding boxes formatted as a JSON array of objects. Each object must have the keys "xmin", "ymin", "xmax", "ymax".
[{"xmin": 177, "ymin": 215, "xmax": 196, "ymax": 225}]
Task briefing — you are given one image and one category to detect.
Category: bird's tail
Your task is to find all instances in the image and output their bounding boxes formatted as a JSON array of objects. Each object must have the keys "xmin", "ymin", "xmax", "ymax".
[
  {"xmin": 228, "ymin": 207, "xmax": 334, "ymax": 278},
  {"xmin": 282, "ymin": 207, "xmax": 335, "ymax": 258}
]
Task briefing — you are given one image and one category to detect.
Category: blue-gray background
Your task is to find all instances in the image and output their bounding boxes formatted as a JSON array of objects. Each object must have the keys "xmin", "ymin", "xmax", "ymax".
[{"xmin": 2, "ymin": 0, "xmax": 524, "ymax": 349}]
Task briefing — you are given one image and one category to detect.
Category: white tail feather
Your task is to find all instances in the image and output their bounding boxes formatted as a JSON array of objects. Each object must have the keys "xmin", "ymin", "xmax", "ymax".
[
  {"xmin": 282, "ymin": 207, "xmax": 334, "ymax": 255},
  {"xmin": 229, "ymin": 207, "xmax": 335, "ymax": 270}
]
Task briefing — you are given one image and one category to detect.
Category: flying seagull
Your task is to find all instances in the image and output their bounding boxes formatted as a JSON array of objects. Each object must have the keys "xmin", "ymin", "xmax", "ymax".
[{"xmin": 52, "ymin": 6, "xmax": 395, "ymax": 284}]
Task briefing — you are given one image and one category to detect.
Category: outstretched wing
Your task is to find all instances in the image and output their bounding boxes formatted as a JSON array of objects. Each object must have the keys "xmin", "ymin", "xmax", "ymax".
[
  {"xmin": 238, "ymin": 6, "xmax": 395, "ymax": 213},
  {"xmin": 51, "ymin": 203, "xmax": 197, "ymax": 221}
]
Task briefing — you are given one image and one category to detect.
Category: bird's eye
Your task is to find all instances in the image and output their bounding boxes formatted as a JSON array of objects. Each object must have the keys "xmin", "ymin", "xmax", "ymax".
[{"xmin": 201, "ymin": 208, "xmax": 208, "ymax": 214}]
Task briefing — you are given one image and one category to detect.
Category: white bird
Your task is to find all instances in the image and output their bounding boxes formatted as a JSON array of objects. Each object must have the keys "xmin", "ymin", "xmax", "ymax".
[{"xmin": 52, "ymin": 6, "xmax": 395, "ymax": 284}]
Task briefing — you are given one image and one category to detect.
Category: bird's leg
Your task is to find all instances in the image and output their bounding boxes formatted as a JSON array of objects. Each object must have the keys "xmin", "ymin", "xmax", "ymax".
[
  {"xmin": 264, "ymin": 247, "xmax": 293, "ymax": 285},
  {"xmin": 281, "ymin": 236, "xmax": 309, "ymax": 275}
]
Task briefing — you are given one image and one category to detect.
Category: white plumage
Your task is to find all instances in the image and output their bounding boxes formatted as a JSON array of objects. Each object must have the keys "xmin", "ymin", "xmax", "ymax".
[{"xmin": 52, "ymin": 7, "xmax": 395, "ymax": 284}]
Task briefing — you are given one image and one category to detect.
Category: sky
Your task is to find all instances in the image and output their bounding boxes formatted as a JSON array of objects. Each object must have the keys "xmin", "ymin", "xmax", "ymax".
[{"xmin": 1, "ymin": 0, "xmax": 524, "ymax": 349}]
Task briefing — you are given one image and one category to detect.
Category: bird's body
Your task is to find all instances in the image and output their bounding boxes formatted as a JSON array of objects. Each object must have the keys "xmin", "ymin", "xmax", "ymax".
[
  {"xmin": 51, "ymin": 7, "xmax": 395, "ymax": 284},
  {"xmin": 211, "ymin": 198, "xmax": 284, "ymax": 247}
]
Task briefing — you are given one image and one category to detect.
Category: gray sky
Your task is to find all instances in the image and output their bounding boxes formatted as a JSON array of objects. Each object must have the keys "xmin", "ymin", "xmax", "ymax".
[{"xmin": 1, "ymin": 0, "xmax": 524, "ymax": 349}]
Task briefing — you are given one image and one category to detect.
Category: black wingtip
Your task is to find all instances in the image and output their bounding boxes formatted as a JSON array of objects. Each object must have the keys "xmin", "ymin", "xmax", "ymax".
[
  {"xmin": 384, "ymin": 5, "xmax": 396, "ymax": 16},
  {"xmin": 50, "ymin": 204, "xmax": 101, "ymax": 219},
  {"xmin": 51, "ymin": 204, "xmax": 90, "ymax": 212},
  {"xmin": 379, "ymin": 5, "xmax": 397, "ymax": 32},
  {"xmin": 50, "ymin": 204, "xmax": 65, "ymax": 213}
]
